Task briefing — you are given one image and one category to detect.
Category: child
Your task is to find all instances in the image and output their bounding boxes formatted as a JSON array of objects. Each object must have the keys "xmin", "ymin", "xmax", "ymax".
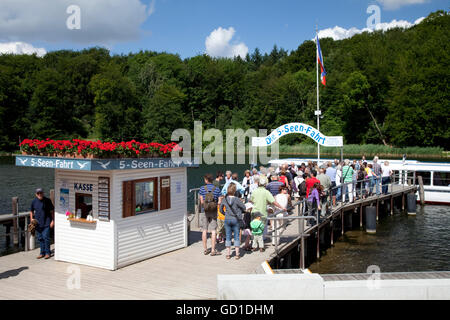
[
  {"xmin": 242, "ymin": 203, "xmax": 254, "ymax": 251},
  {"xmin": 216, "ymin": 204, "xmax": 225, "ymax": 243},
  {"xmin": 251, "ymin": 212, "xmax": 265, "ymax": 252}
]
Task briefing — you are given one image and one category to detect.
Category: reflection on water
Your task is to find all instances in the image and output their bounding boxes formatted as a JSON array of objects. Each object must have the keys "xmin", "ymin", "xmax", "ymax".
[
  {"xmin": 309, "ymin": 205, "xmax": 450, "ymax": 273},
  {"xmin": 0, "ymin": 157, "xmax": 55, "ymax": 213}
]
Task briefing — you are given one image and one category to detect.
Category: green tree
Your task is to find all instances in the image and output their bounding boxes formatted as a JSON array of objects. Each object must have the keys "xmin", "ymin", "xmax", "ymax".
[
  {"xmin": 89, "ymin": 63, "xmax": 140, "ymax": 141},
  {"xmin": 142, "ymin": 82, "xmax": 186, "ymax": 143}
]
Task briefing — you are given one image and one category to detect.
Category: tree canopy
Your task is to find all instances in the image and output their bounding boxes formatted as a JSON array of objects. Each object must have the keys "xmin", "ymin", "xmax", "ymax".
[{"xmin": 0, "ymin": 10, "xmax": 448, "ymax": 151}]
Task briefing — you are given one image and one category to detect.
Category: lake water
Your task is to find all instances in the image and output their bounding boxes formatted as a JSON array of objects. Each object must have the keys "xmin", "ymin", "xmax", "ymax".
[
  {"xmin": 308, "ymin": 205, "xmax": 450, "ymax": 273},
  {"xmin": 1, "ymin": 156, "xmax": 449, "ymax": 273}
]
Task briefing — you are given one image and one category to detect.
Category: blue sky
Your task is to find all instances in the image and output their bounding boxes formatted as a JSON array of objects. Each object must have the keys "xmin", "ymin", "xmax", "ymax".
[
  {"xmin": 0, "ymin": 0, "xmax": 448, "ymax": 58},
  {"xmin": 117, "ymin": 0, "xmax": 444, "ymax": 57}
]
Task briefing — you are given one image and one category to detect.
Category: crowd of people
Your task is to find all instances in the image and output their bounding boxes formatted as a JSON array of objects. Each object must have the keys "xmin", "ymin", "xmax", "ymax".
[{"xmin": 198, "ymin": 156, "xmax": 393, "ymax": 260}]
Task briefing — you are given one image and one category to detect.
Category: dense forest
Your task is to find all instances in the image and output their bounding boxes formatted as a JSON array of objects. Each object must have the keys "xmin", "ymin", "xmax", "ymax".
[{"xmin": 0, "ymin": 10, "xmax": 448, "ymax": 152}]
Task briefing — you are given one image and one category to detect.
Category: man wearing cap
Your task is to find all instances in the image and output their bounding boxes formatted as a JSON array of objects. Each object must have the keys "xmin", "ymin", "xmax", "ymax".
[{"xmin": 30, "ymin": 188, "xmax": 54, "ymax": 259}]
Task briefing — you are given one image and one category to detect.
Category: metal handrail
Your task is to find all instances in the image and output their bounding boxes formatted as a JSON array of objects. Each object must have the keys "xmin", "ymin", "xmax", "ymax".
[
  {"xmin": 322, "ymin": 172, "xmax": 405, "ymax": 211},
  {"xmin": 187, "ymin": 173, "xmax": 415, "ymax": 269},
  {"xmin": 0, "ymin": 213, "xmax": 32, "ymax": 252}
]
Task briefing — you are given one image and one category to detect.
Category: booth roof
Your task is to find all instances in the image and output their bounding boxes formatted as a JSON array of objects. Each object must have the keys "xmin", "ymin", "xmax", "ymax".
[{"xmin": 15, "ymin": 155, "xmax": 199, "ymax": 171}]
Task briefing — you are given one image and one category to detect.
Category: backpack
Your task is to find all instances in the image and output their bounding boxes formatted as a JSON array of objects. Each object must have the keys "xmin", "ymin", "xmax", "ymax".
[
  {"xmin": 203, "ymin": 185, "xmax": 217, "ymax": 212},
  {"xmin": 357, "ymin": 170, "xmax": 365, "ymax": 181},
  {"xmin": 299, "ymin": 181, "xmax": 307, "ymax": 197}
]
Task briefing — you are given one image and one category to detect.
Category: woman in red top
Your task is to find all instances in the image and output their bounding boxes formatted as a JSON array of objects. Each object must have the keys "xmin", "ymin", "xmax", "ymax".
[
  {"xmin": 279, "ymin": 170, "xmax": 289, "ymax": 188},
  {"xmin": 306, "ymin": 170, "xmax": 321, "ymax": 197}
]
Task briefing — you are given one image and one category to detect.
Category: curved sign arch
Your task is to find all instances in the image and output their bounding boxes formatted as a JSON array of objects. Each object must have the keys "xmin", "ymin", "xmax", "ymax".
[{"xmin": 252, "ymin": 122, "xmax": 343, "ymax": 147}]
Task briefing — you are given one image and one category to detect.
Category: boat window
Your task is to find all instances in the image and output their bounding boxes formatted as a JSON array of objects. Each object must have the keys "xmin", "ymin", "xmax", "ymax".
[
  {"xmin": 433, "ymin": 172, "xmax": 450, "ymax": 187},
  {"xmin": 415, "ymin": 171, "xmax": 431, "ymax": 186}
]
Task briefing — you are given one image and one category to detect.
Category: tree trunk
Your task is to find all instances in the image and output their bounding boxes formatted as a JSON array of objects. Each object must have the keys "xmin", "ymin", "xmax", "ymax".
[{"xmin": 366, "ymin": 104, "xmax": 388, "ymax": 146}]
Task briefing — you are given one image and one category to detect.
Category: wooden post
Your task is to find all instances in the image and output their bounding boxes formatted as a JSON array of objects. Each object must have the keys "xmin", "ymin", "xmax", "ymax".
[
  {"xmin": 12, "ymin": 197, "xmax": 19, "ymax": 246},
  {"xmin": 360, "ymin": 204, "xmax": 363, "ymax": 228},
  {"xmin": 402, "ymin": 192, "xmax": 405, "ymax": 211},
  {"xmin": 341, "ymin": 209, "xmax": 344, "ymax": 235},
  {"xmin": 390, "ymin": 195, "xmax": 394, "ymax": 215},
  {"xmin": 316, "ymin": 228, "xmax": 320, "ymax": 259},
  {"xmin": 5, "ymin": 224, "xmax": 11, "ymax": 247},
  {"xmin": 50, "ymin": 189, "xmax": 55, "ymax": 206},
  {"xmin": 330, "ymin": 219, "xmax": 334, "ymax": 246},
  {"xmin": 418, "ymin": 176, "xmax": 425, "ymax": 205},
  {"xmin": 376, "ymin": 199, "xmax": 379, "ymax": 221}
]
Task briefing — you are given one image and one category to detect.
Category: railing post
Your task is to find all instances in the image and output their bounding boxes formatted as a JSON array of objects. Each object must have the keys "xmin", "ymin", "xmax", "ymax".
[
  {"xmin": 316, "ymin": 204, "xmax": 320, "ymax": 259},
  {"xmin": 274, "ymin": 218, "xmax": 278, "ymax": 254},
  {"xmin": 299, "ymin": 206, "xmax": 305, "ymax": 270},
  {"xmin": 12, "ymin": 197, "xmax": 19, "ymax": 246},
  {"xmin": 194, "ymin": 191, "xmax": 198, "ymax": 228}
]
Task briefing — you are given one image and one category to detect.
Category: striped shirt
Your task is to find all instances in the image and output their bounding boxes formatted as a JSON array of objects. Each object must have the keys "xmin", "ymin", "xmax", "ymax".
[
  {"xmin": 198, "ymin": 184, "xmax": 221, "ymax": 202},
  {"xmin": 342, "ymin": 166, "xmax": 354, "ymax": 183}
]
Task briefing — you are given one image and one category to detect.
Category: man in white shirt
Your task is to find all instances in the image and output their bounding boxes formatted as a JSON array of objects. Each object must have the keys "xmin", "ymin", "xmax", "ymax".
[{"xmin": 381, "ymin": 161, "xmax": 392, "ymax": 194}]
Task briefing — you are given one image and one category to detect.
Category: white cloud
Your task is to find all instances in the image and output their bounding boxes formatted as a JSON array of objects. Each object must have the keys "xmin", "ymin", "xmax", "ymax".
[
  {"xmin": 376, "ymin": 0, "xmax": 429, "ymax": 10},
  {"xmin": 318, "ymin": 17, "xmax": 425, "ymax": 41},
  {"xmin": 148, "ymin": 0, "xmax": 156, "ymax": 16},
  {"xmin": 205, "ymin": 27, "xmax": 248, "ymax": 58},
  {"xmin": 0, "ymin": 0, "xmax": 151, "ymax": 45},
  {"xmin": 0, "ymin": 41, "xmax": 46, "ymax": 56}
]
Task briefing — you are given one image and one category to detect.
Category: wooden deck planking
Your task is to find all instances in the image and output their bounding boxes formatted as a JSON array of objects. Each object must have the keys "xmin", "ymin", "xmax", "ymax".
[{"xmin": 0, "ymin": 224, "xmax": 305, "ymax": 300}]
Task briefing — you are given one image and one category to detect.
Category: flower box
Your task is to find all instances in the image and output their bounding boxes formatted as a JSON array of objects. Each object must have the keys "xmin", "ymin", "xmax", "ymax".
[
  {"xmin": 68, "ymin": 217, "xmax": 97, "ymax": 224},
  {"xmin": 19, "ymin": 139, "xmax": 182, "ymax": 159}
]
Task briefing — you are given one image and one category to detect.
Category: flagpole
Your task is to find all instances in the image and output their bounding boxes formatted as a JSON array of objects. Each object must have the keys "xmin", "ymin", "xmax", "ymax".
[{"xmin": 316, "ymin": 26, "xmax": 320, "ymax": 165}]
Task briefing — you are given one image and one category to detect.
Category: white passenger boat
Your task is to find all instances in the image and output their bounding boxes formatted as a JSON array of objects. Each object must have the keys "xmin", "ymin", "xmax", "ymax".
[{"xmin": 268, "ymin": 158, "xmax": 450, "ymax": 205}]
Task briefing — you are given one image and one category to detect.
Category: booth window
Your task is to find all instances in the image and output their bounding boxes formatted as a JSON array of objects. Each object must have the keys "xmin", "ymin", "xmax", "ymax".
[
  {"xmin": 75, "ymin": 193, "xmax": 93, "ymax": 219},
  {"xmin": 123, "ymin": 178, "xmax": 159, "ymax": 218}
]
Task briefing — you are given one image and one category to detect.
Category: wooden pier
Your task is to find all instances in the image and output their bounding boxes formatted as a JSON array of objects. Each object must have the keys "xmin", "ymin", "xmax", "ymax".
[
  {"xmin": 267, "ymin": 184, "xmax": 417, "ymax": 269},
  {"xmin": 0, "ymin": 182, "xmax": 418, "ymax": 299}
]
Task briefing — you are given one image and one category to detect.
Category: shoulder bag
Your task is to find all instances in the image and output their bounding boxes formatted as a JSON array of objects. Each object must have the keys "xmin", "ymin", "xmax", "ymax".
[{"xmin": 224, "ymin": 196, "xmax": 245, "ymax": 229}]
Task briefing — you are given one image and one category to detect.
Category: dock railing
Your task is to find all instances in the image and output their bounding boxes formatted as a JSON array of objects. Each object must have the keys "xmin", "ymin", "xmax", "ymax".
[
  {"xmin": 0, "ymin": 189, "xmax": 55, "ymax": 253},
  {"xmin": 188, "ymin": 171, "xmax": 416, "ymax": 269},
  {"xmin": 0, "ymin": 200, "xmax": 33, "ymax": 252}
]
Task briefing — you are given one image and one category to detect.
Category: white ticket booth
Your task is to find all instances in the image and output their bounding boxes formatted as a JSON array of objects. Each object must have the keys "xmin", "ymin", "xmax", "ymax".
[{"xmin": 16, "ymin": 156, "xmax": 197, "ymax": 270}]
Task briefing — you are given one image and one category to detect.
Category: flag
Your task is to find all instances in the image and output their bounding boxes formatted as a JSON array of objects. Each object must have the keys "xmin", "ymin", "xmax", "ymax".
[{"xmin": 316, "ymin": 35, "xmax": 327, "ymax": 86}]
